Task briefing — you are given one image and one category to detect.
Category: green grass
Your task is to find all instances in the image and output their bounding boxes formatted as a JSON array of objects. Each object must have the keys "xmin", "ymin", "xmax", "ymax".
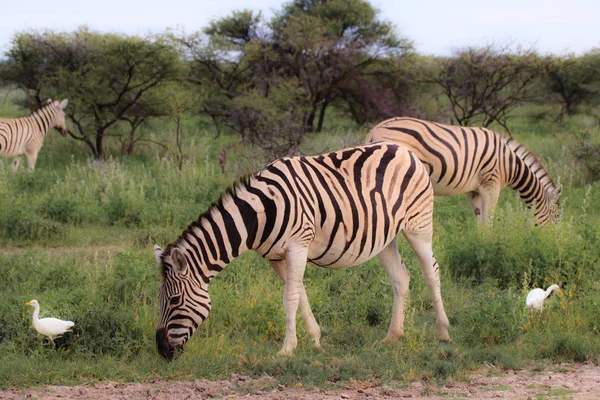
[{"xmin": 1, "ymin": 90, "xmax": 600, "ymax": 390}]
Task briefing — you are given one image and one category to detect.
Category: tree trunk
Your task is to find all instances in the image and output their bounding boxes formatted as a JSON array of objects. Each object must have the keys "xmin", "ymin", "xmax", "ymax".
[
  {"xmin": 95, "ymin": 129, "xmax": 105, "ymax": 160},
  {"xmin": 305, "ymin": 101, "xmax": 319, "ymax": 133},
  {"xmin": 125, "ymin": 124, "xmax": 139, "ymax": 156},
  {"xmin": 306, "ymin": 111, "xmax": 316, "ymax": 133},
  {"xmin": 219, "ymin": 141, "xmax": 242, "ymax": 174},
  {"xmin": 316, "ymin": 101, "xmax": 329, "ymax": 133}
]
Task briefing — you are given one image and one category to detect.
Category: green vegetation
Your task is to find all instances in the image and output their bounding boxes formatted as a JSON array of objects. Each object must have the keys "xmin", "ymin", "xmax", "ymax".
[
  {"xmin": 0, "ymin": 0, "xmax": 599, "ymax": 391},
  {"xmin": 0, "ymin": 91, "xmax": 599, "ymax": 389}
]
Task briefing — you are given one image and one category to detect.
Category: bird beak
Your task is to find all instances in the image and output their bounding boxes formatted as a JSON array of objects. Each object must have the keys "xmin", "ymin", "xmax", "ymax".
[{"xmin": 25, "ymin": 301, "xmax": 33, "ymax": 306}]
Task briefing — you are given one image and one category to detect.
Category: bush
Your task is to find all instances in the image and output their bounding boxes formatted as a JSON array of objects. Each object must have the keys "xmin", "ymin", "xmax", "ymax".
[
  {"xmin": 537, "ymin": 333, "xmax": 593, "ymax": 362},
  {"xmin": 572, "ymin": 131, "xmax": 600, "ymax": 182},
  {"xmin": 0, "ymin": 209, "xmax": 65, "ymax": 242},
  {"xmin": 444, "ymin": 206, "xmax": 600, "ymax": 289},
  {"xmin": 454, "ymin": 283, "xmax": 527, "ymax": 346},
  {"xmin": 38, "ymin": 196, "xmax": 85, "ymax": 225},
  {"xmin": 106, "ymin": 197, "xmax": 143, "ymax": 227}
]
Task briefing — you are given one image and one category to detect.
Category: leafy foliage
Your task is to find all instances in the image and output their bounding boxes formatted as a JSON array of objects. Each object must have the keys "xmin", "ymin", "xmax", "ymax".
[{"xmin": 1, "ymin": 28, "xmax": 182, "ymax": 158}]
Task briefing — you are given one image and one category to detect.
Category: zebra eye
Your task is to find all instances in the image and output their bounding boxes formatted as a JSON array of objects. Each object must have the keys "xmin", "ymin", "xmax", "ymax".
[{"xmin": 169, "ymin": 295, "xmax": 181, "ymax": 306}]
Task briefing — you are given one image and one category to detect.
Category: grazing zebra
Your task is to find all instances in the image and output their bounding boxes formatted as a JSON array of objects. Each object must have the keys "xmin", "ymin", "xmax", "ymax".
[
  {"xmin": 0, "ymin": 99, "xmax": 69, "ymax": 171},
  {"xmin": 154, "ymin": 142, "xmax": 451, "ymax": 360},
  {"xmin": 366, "ymin": 117, "xmax": 562, "ymax": 226}
]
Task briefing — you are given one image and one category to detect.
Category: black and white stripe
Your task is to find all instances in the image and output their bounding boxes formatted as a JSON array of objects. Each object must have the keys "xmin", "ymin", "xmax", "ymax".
[
  {"xmin": 0, "ymin": 99, "xmax": 69, "ymax": 171},
  {"xmin": 154, "ymin": 142, "xmax": 451, "ymax": 359},
  {"xmin": 366, "ymin": 117, "xmax": 562, "ymax": 226}
]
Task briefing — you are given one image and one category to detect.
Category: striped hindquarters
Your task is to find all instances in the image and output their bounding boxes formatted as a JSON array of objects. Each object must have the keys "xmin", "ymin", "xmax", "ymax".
[
  {"xmin": 366, "ymin": 117, "xmax": 500, "ymax": 196},
  {"xmin": 366, "ymin": 117, "xmax": 560, "ymax": 225},
  {"xmin": 238, "ymin": 142, "xmax": 434, "ymax": 267}
]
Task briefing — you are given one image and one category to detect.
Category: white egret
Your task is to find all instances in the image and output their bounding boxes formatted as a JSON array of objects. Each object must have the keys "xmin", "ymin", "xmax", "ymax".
[
  {"xmin": 526, "ymin": 284, "xmax": 561, "ymax": 311},
  {"xmin": 25, "ymin": 300, "xmax": 74, "ymax": 345}
]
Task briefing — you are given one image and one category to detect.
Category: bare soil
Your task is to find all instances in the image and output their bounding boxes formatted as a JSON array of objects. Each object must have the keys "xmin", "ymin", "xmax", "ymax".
[{"xmin": 1, "ymin": 363, "xmax": 599, "ymax": 399}]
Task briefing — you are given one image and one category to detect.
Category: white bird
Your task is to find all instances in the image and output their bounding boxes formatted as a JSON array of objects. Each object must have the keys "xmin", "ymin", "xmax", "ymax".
[
  {"xmin": 526, "ymin": 284, "xmax": 561, "ymax": 311},
  {"xmin": 25, "ymin": 300, "xmax": 74, "ymax": 345}
]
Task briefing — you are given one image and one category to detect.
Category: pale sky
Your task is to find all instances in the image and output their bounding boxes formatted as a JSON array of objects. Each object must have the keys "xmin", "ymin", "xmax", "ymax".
[{"xmin": 0, "ymin": 0, "xmax": 598, "ymax": 56}]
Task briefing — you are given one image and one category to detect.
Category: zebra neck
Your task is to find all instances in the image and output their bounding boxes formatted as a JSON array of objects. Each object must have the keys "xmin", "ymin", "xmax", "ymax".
[
  {"xmin": 28, "ymin": 105, "xmax": 55, "ymax": 136},
  {"xmin": 176, "ymin": 186, "xmax": 265, "ymax": 283},
  {"xmin": 505, "ymin": 142, "xmax": 553, "ymax": 214}
]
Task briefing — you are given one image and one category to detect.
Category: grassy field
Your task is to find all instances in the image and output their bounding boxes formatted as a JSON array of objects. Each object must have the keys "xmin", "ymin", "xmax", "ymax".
[{"xmin": 1, "ymin": 90, "xmax": 599, "ymax": 390}]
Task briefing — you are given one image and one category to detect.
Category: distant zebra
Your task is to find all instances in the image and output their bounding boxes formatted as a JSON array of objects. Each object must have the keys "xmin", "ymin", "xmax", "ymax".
[
  {"xmin": 154, "ymin": 142, "xmax": 451, "ymax": 360},
  {"xmin": 0, "ymin": 99, "xmax": 69, "ymax": 171},
  {"xmin": 366, "ymin": 118, "xmax": 562, "ymax": 226}
]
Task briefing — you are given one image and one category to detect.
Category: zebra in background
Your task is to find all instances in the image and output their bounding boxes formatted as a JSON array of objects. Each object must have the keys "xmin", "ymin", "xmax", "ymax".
[
  {"xmin": 154, "ymin": 142, "xmax": 451, "ymax": 360},
  {"xmin": 366, "ymin": 117, "xmax": 562, "ymax": 226},
  {"xmin": 0, "ymin": 99, "xmax": 69, "ymax": 171}
]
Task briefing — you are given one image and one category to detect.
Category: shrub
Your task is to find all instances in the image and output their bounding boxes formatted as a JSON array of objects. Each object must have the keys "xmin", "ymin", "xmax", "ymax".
[
  {"xmin": 0, "ymin": 209, "xmax": 65, "ymax": 242},
  {"xmin": 454, "ymin": 283, "xmax": 527, "ymax": 346},
  {"xmin": 106, "ymin": 197, "xmax": 143, "ymax": 227},
  {"xmin": 537, "ymin": 333, "xmax": 593, "ymax": 362},
  {"xmin": 38, "ymin": 196, "xmax": 85, "ymax": 225},
  {"xmin": 572, "ymin": 132, "xmax": 600, "ymax": 182}
]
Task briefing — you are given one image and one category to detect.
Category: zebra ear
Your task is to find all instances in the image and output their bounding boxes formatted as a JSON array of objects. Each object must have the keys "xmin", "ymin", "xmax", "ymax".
[
  {"xmin": 170, "ymin": 248, "xmax": 188, "ymax": 275},
  {"xmin": 59, "ymin": 99, "xmax": 69, "ymax": 109},
  {"xmin": 154, "ymin": 244, "xmax": 163, "ymax": 263}
]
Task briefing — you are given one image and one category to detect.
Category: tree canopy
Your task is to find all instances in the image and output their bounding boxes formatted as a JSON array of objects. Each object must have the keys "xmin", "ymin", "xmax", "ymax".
[{"xmin": 0, "ymin": 27, "xmax": 182, "ymax": 158}]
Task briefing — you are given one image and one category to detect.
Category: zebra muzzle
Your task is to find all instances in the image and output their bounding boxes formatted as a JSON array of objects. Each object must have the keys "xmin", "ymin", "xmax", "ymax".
[{"xmin": 156, "ymin": 327, "xmax": 178, "ymax": 361}]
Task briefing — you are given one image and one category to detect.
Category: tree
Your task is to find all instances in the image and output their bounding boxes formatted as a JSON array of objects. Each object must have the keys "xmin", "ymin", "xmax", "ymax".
[
  {"xmin": 425, "ymin": 45, "xmax": 547, "ymax": 132},
  {"xmin": 178, "ymin": 1, "xmax": 414, "ymax": 170},
  {"xmin": 268, "ymin": 0, "xmax": 413, "ymax": 131},
  {"xmin": 543, "ymin": 54, "xmax": 600, "ymax": 118},
  {"xmin": 1, "ymin": 28, "xmax": 182, "ymax": 159}
]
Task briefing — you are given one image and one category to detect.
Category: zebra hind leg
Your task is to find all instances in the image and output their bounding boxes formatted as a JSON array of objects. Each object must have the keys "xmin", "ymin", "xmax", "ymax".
[
  {"xmin": 11, "ymin": 157, "xmax": 21, "ymax": 171},
  {"xmin": 465, "ymin": 191, "xmax": 483, "ymax": 222},
  {"xmin": 25, "ymin": 151, "xmax": 39, "ymax": 172},
  {"xmin": 270, "ymin": 259, "xmax": 321, "ymax": 349},
  {"xmin": 377, "ymin": 238, "xmax": 410, "ymax": 343},
  {"xmin": 403, "ymin": 231, "xmax": 451, "ymax": 342},
  {"xmin": 479, "ymin": 187, "xmax": 501, "ymax": 226},
  {"xmin": 277, "ymin": 244, "xmax": 311, "ymax": 356}
]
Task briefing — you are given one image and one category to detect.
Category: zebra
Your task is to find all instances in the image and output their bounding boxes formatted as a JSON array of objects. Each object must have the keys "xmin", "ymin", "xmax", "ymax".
[
  {"xmin": 154, "ymin": 142, "xmax": 451, "ymax": 360},
  {"xmin": 366, "ymin": 117, "xmax": 562, "ymax": 226},
  {"xmin": 0, "ymin": 99, "xmax": 69, "ymax": 171}
]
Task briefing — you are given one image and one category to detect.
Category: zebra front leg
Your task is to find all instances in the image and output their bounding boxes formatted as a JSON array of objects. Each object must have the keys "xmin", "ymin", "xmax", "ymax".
[
  {"xmin": 278, "ymin": 245, "xmax": 310, "ymax": 356},
  {"xmin": 270, "ymin": 260, "xmax": 321, "ymax": 349},
  {"xmin": 404, "ymin": 231, "xmax": 451, "ymax": 342},
  {"xmin": 377, "ymin": 238, "xmax": 410, "ymax": 343}
]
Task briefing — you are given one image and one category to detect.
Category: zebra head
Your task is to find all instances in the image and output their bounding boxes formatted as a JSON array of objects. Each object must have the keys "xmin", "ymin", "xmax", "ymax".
[
  {"xmin": 53, "ymin": 99, "xmax": 69, "ymax": 137},
  {"xmin": 154, "ymin": 244, "xmax": 211, "ymax": 361}
]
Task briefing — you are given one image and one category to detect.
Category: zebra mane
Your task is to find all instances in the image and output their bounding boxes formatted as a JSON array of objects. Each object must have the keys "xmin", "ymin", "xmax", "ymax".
[
  {"xmin": 30, "ymin": 99, "xmax": 55, "ymax": 116},
  {"xmin": 159, "ymin": 174, "xmax": 255, "ymax": 276},
  {"xmin": 499, "ymin": 133, "xmax": 558, "ymax": 195}
]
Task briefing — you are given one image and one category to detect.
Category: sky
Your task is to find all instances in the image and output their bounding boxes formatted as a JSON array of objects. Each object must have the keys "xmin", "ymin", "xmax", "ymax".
[{"xmin": 0, "ymin": 0, "xmax": 598, "ymax": 56}]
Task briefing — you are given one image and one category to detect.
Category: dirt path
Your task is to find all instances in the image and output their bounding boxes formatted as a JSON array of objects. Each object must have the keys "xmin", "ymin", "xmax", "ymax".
[
  {"xmin": 0, "ymin": 244, "xmax": 126, "ymax": 256},
  {"xmin": 1, "ymin": 363, "xmax": 598, "ymax": 399}
]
